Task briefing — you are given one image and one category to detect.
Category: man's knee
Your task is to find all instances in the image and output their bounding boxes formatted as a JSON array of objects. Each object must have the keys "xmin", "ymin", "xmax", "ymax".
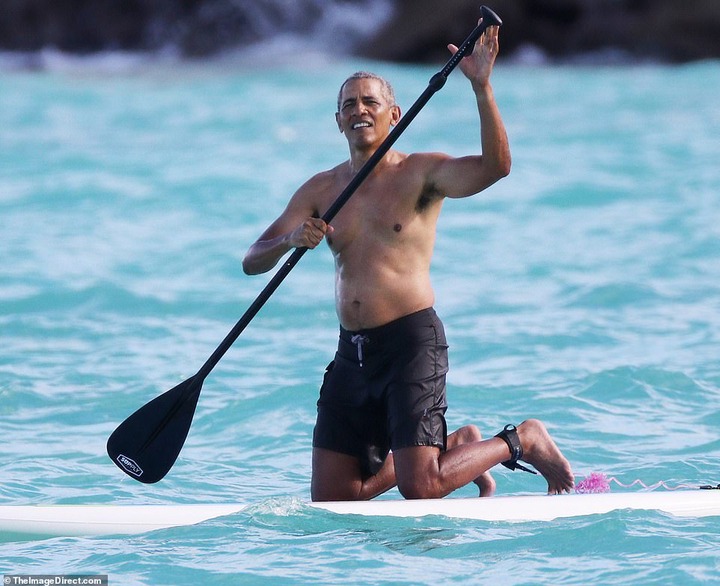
[
  {"xmin": 394, "ymin": 445, "xmax": 447, "ymax": 499},
  {"xmin": 311, "ymin": 448, "xmax": 361, "ymax": 501},
  {"xmin": 397, "ymin": 470, "xmax": 446, "ymax": 499},
  {"xmin": 449, "ymin": 424, "xmax": 482, "ymax": 448},
  {"xmin": 397, "ymin": 478, "xmax": 442, "ymax": 500}
]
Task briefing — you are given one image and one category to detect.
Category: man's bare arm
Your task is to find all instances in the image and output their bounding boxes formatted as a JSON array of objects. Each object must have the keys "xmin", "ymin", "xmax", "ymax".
[
  {"xmin": 429, "ymin": 24, "xmax": 511, "ymax": 198},
  {"xmin": 242, "ymin": 183, "xmax": 332, "ymax": 275}
]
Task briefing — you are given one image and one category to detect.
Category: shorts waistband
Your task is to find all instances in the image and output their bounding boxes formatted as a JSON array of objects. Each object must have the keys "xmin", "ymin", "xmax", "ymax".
[{"xmin": 338, "ymin": 308, "xmax": 439, "ymax": 364}]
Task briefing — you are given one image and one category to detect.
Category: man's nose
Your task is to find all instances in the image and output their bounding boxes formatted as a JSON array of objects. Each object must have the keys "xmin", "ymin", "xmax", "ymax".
[{"xmin": 352, "ymin": 101, "xmax": 367, "ymax": 116}]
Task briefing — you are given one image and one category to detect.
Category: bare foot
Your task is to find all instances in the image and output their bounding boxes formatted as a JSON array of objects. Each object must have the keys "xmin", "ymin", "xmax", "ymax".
[
  {"xmin": 474, "ymin": 471, "xmax": 496, "ymax": 497},
  {"xmin": 516, "ymin": 419, "xmax": 574, "ymax": 494}
]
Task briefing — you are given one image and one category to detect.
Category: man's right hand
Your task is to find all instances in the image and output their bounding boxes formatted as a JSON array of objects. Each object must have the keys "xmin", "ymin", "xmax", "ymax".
[{"xmin": 289, "ymin": 217, "xmax": 334, "ymax": 249}]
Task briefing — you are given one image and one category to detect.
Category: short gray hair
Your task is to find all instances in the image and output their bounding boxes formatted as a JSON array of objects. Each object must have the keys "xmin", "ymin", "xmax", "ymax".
[{"xmin": 337, "ymin": 71, "xmax": 397, "ymax": 112}]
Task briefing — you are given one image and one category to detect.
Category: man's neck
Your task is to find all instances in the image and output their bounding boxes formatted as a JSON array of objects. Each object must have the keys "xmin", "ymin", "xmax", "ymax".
[{"xmin": 348, "ymin": 144, "xmax": 394, "ymax": 175}]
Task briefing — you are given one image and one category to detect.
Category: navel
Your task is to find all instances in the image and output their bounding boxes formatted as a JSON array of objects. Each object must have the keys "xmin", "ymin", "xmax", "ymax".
[{"xmin": 393, "ymin": 223, "xmax": 402, "ymax": 232}]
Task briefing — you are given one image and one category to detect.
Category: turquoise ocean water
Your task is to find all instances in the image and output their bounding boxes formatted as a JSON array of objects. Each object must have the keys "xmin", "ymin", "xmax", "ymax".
[{"xmin": 1, "ymin": 51, "xmax": 720, "ymax": 584}]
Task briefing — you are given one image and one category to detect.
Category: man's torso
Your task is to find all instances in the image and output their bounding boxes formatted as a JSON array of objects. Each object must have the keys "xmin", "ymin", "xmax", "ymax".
[{"xmin": 310, "ymin": 150, "xmax": 446, "ymax": 330}]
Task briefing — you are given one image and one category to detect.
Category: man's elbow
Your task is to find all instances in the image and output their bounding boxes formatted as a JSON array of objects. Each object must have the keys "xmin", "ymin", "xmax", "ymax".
[
  {"xmin": 495, "ymin": 153, "xmax": 512, "ymax": 180},
  {"xmin": 242, "ymin": 254, "xmax": 262, "ymax": 276},
  {"xmin": 478, "ymin": 155, "xmax": 511, "ymax": 193}
]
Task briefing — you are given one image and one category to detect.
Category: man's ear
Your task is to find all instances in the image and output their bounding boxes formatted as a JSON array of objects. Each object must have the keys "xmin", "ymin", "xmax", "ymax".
[
  {"xmin": 335, "ymin": 112, "xmax": 343, "ymax": 133},
  {"xmin": 390, "ymin": 105, "xmax": 402, "ymax": 127}
]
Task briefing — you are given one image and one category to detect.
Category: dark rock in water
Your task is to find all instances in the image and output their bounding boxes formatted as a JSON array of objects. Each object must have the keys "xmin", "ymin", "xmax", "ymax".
[
  {"xmin": 0, "ymin": 0, "xmax": 150, "ymax": 52},
  {"xmin": 0, "ymin": 0, "xmax": 341, "ymax": 55},
  {"xmin": 361, "ymin": 0, "xmax": 720, "ymax": 63},
  {"xmin": 0, "ymin": 0, "xmax": 719, "ymax": 63}
]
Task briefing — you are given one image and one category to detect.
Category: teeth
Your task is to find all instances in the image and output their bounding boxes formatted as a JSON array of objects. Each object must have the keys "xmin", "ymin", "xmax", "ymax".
[{"xmin": 352, "ymin": 122, "xmax": 371, "ymax": 129}]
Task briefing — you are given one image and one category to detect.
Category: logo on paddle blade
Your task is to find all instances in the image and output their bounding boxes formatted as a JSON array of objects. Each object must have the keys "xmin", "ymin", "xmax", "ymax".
[{"xmin": 117, "ymin": 454, "xmax": 143, "ymax": 477}]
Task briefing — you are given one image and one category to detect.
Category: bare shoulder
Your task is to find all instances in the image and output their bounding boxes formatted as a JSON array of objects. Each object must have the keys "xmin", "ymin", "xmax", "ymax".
[
  {"xmin": 400, "ymin": 152, "xmax": 453, "ymax": 195},
  {"xmin": 295, "ymin": 167, "xmax": 336, "ymax": 196},
  {"xmin": 405, "ymin": 151, "xmax": 451, "ymax": 164},
  {"xmin": 402, "ymin": 151, "xmax": 452, "ymax": 176},
  {"xmin": 289, "ymin": 164, "xmax": 345, "ymax": 211},
  {"xmin": 405, "ymin": 150, "xmax": 496, "ymax": 199}
]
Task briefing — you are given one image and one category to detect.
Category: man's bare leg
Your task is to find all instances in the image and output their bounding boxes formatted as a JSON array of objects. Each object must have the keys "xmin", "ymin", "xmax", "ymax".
[
  {"xmin": 311, "ymin": 419, "xmax": 571, "ymax": 501},
  {"xmin": 446, "ymin": 425, "xmax": 496, "ymax": 497},
  {"xmin": 310, "ymin": 426, "xmax": 505, "ymax": 501},
  {"xmin": 311, "ymin": 448, "xmax": 396, "ymax": 501},
  {"xmin": 311, "ymin": 424, "xmax": 498, "ymax": 501},
  {"xmin": 393, "ymin": 419, "xmax": 573, "ymax": 499}
]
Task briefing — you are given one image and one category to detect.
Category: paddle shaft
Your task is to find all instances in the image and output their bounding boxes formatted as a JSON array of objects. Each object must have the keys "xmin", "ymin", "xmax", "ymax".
[
  {"xmin": 107, "ymin": 6, "xmax": 503, "ymax": 483},
  {"xmin": 195, "ymin": 6, "xmax": 502, "ymax": 385}
]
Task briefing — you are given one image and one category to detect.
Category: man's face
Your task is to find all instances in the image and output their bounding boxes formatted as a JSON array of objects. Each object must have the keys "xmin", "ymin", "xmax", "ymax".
[{"xmin": 335, "ymin": 78, "xmax": 400, "ymax": 148}]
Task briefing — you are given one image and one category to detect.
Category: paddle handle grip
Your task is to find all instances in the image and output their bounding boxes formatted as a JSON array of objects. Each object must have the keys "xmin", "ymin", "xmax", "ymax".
[{"xmin": 433, "ymin": 5, "xmax": 503, "ymax": 89}]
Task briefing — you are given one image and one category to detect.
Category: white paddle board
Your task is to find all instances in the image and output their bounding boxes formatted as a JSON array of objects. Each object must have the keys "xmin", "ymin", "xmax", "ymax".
[{"xmin": 1, "ymin": 490, "xmax": 718, "ymax": 539}]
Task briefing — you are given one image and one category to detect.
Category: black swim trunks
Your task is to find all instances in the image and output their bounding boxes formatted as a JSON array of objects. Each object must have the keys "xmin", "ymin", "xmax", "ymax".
[{"xmin": 312, "ymin": 307, "xmax": 449, "ymax": 478}]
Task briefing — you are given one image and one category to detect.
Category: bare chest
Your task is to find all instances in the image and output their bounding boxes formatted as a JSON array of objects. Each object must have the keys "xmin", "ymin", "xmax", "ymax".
[{"xmin": 323, "ymin": 167, "xmax": 441, "ymax": 254}]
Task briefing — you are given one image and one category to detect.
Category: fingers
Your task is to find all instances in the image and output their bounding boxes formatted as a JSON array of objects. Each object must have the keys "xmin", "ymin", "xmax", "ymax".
[
  {"xmin": 477, "ymin": 25, "xmax": 499, "ymax": 55},
  {"xmin": 292, "ymin": 218, "xmax": 332, "ymax": 249},
  {"xmin": 447, "ymin": 21, "xmax": 500, "ymax": 58}
]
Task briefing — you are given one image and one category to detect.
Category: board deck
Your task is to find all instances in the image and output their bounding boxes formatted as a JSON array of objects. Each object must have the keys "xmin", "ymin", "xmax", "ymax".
[{"xmin": 1, "ymin": 490, "xmax": 718, "ymax": 539}]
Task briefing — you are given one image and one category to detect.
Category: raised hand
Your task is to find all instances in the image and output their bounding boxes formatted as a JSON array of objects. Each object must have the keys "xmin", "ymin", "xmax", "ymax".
[{"xmin": 448, "ymin": 22, "xmax": 500, "ymax": 88}]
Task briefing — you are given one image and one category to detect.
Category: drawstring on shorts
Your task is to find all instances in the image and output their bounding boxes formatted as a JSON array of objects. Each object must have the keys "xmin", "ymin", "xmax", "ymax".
[{"xmin": 350, "ymin": 334, "xmax": 370, "ymax": 367}]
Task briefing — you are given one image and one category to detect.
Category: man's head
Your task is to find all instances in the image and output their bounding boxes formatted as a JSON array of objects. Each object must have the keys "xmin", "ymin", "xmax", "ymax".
[{"xmin": 335, "ymin": 72, "xmax": 401, "ymax": 147}]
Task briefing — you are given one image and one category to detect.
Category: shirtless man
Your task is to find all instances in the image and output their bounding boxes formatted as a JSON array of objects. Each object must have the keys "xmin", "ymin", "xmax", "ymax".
[{"xmin": 243, "ymin": 24, "xmax": 574, "ymax": 501}]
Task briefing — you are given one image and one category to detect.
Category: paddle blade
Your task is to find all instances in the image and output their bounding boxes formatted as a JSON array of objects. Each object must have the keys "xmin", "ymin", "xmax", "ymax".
[{"xmin": 107, "ymin": 376, "xmax": 202, "ymax": 484}]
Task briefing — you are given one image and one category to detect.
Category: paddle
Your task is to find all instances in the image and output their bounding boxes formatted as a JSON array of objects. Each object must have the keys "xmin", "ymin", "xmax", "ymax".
[{"xmin": 107, "ymin": 5, "xmax": 503, "ymax": 484}]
